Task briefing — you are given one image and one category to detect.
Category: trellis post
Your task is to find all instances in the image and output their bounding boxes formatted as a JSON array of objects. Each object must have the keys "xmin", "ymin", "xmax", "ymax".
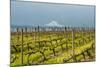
[
  {"xmin": 72, "ymin": 28, "xmax": 76, "ymax": 62},
  {"xmin": 21, "ymin": 28, "xmax": 24, "ymax": 65}
]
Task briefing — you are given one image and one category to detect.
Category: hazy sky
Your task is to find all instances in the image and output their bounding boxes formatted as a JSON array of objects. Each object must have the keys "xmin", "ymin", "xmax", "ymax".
[{"xmin": 11, "ymin": 1, "xmax": 95, "ymax": 27}]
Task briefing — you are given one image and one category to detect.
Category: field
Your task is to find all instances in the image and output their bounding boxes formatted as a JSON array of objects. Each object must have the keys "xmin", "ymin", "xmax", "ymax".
[{"xmin": 10, "ymin": 26, "xmax": 95, "ymax": 66}]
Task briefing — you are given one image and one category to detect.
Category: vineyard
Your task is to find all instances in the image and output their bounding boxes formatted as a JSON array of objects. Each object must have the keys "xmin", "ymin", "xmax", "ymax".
[{"xmin": 10, "ymin": 26, "xmax": 95, "ymax": 66}]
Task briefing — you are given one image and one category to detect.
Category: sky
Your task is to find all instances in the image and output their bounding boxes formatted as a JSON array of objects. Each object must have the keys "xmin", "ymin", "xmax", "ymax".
[{"xmin": 11, "ymin": 1, "xmax": 95, "ymax": 27}]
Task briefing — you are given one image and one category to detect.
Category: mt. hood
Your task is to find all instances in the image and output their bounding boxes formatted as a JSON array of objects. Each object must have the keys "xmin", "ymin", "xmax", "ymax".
[{"xmin": 45, "ymin": 21, "xmax": 63, "ymax": 27}]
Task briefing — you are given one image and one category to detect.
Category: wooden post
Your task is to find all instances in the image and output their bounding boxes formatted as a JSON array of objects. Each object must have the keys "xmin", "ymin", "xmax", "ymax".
[
  {"xmin": 35, "ymin": 27, "xmax": 36, "ymax": 42},
  {"xmin": 17, "ymin": 28, "xmax": 19, "ymax": 43},
  {"xmin": 21, "ymin": 28, "xmax": 24, "ymax": 65},
  {"xmin": 38, "ymin": 26, "xmax": 40, "ymax": 41},
  {"xmin": 82, "ymin": 52, "xmax": 86, "ymax": 61},
  {"xmin": 65, "ymin": 27, "xmax": 68, "ymax": 50},
  {"xmin": 82, "ymin": 28, "xmax": 84, "ymax": 45},
  {"xmin": 27, "ymin": 43, "xmax": 29, "ymax": 65},
  {"xmin": 25, "ymin": 27, "xmax": 28, "ymax": 40},
  {"xmin": 72, "ymin": 29, "xmax": 76, "ymax": 62}
]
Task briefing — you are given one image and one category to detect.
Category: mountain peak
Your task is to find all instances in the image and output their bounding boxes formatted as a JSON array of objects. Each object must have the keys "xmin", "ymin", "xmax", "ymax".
[{"xmin": 45, "ymin": 21, "xmax": 63, "ymax": 27}]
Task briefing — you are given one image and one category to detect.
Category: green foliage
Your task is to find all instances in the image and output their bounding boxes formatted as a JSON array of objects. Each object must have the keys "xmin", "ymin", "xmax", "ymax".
[{"xmin": 11, "ymin": 28, "xmax": 95, "ymax": 66}]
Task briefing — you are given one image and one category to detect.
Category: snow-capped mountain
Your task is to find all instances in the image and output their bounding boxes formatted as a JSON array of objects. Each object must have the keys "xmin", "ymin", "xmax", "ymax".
[{"xmin": 45, "ymin": 21, "xmax": 64, "ymax": 27}]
